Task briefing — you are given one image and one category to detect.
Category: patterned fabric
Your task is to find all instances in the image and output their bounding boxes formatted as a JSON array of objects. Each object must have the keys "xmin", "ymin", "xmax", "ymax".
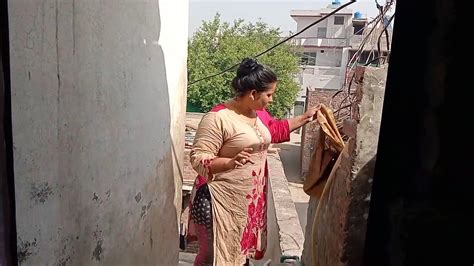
[
  {"xmin": 191, "ymin": 185, "xmax": 214, "ymax": 265},
  {"xmin": 191, "ymin": 184, "xmax": 213, "ymax": 230},
  {"xmin": 187, "ymin": 105, "xmax": 290, "ymax": 265}
]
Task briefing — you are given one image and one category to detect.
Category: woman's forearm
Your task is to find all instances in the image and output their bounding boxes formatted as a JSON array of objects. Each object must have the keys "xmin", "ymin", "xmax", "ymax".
[
  {"xmin": 288, "ymin": 115, "xmax": 310, "ymax": 132},
  {"xmin": 209, "ymin": 157, "xmax": 234, "ymax": 175}
]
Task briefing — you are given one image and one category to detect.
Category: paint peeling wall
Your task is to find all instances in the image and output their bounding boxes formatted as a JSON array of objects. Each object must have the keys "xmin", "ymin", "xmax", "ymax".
[{"xmin": 8, "ymin": 0, "xmax": 188, "ymax": 264}]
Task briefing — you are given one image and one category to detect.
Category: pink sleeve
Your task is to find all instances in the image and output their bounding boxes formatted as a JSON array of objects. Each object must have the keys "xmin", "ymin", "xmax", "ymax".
[{"xmin": 257, "ymin": 109, "xmax": 290, "ymax": 143}]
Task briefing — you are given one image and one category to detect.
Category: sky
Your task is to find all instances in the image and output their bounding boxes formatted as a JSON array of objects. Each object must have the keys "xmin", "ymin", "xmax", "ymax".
[{"xmin": 189, "ymin": 0, "xmax": 383, "ymax": 38}]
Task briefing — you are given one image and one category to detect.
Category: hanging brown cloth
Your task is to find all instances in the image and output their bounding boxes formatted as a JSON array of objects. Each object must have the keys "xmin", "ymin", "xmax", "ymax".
[{"xmin": 303, "ymin": 104, "xmax": 345, "ymax": 198}]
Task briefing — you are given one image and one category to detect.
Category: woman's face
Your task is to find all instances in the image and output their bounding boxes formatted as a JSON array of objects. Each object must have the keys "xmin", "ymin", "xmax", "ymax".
[{"xmin": 252, "ymin": 82, "xmax": 276, "ymax": 110}]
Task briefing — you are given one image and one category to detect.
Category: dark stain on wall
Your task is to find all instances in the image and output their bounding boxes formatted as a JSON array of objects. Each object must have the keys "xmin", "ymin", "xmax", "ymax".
[
  {"xmin": 91, "ymin": 240, "xmax": 103, "ymax": 261},
  {"xmin": 17, "ymin": 238, "xmax": 37, "ymax": 263},
  {"xmin": 140, "ymin": 200, "xmax": 153, "ymax": 219},
  {"xmin": 92, "ymin": 226, "xmax": 103, "ymax": 261},
  {"xmin": 30, "ymin": 182, "xmax": 53, "ymax": 204},
  {"xmin": 135, "ymin": 192, "xmax": 142, "ymax": 203},
  {"xmin": 92, "ymin": 193, "xmax": 99, "ymax": 202},
  {"xmin": 55, "ymin": 236, "xmax": 75, "ymax": 266},
  {"xmin": 149, "ymin": 228, "xmax": 153, "ymax": 248}
]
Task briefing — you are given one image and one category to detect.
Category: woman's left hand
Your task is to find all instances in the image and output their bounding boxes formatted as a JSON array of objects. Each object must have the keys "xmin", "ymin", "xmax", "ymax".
[
  {"xmin": 302, "ymin": 104, "xmax": 320, "ymax": 124},
  {"xmin": 288, "ymin": 104, "xmax": 321, "ymax": 132}
]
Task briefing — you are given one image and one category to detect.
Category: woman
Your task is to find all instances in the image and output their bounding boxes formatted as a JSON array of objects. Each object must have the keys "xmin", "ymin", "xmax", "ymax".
[{"xmin": 188, "ymin": 58, "xmax": 318, "ymax": 265}]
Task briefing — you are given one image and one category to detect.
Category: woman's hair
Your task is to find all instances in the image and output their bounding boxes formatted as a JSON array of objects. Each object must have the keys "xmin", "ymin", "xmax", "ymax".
[{"xmin": 231, "ymin": 58, "xmax": 277, "ymax": 96}]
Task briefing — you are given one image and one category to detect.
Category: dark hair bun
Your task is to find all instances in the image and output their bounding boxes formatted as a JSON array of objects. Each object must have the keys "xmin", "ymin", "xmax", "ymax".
[
  {"xmin": 231, "ymin": 57, "xmax": 277, "ymax": 96},
  {"xmin": 237, "ymin": 58, "xmax": 260, "ymax": 77}
]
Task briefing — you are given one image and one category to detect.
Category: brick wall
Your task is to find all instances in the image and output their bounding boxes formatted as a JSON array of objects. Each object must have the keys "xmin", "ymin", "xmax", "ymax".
[{"xmin": 300, "ymin": 89, "xmax": 347, "ymax": 176}]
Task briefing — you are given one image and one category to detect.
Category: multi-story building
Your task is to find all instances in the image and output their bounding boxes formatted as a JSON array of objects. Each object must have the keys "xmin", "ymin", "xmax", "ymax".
[
  {"xmin": 289, "ymin": 0, "xmax": 394, "ymax": 117},
  {"xmin": 290, "ymin": 0, "xmax": 357, "ymax": 116},
  {"xmin": 291, "ymin": 0, "xmax": 393, "ymax": 174}
]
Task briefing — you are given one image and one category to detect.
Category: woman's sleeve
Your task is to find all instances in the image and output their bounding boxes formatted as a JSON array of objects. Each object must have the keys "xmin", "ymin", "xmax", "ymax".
[
  {"xmin": 260, "ymin": 109, "xmax": 290, "ymax": 143},
  {"xmin": 190, "ymin": 112, "xmax": 224, "ymax": 181}
]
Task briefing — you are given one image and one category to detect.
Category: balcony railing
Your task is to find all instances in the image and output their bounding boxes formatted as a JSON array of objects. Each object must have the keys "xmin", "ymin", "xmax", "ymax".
[
  {"xmin": 299, "ymin": 66, "xmax": 342, "ymax": 76},
  {"xmin": 290, "ymin": 37, "xmax": 349, "ymax": 47}
]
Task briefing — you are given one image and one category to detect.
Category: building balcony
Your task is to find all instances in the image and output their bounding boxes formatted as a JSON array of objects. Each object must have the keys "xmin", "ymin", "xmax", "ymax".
[
  {"xmin": 299, "ymin": 65, "xmax": 342, "ymax": 76},
  {"xmin": 291, "ymin": 37, "xmax": 349, "ymax": 47},
  {"xmin": 296, "ymin": 66, "xmax": 345, "ymax": 93},
  {"xmin": 349, "ymin": 31, "xmax": 392, "ymax": 51}
]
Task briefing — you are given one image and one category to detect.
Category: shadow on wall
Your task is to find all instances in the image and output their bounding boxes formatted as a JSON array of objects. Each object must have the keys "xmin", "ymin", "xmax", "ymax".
[
  {"xmin": 1, "ymin": 1, "xmax": 17, "ymax": 262},
  {"xmin": 148, "ymin": 8, "xmax": 181, "ymax": 266}
]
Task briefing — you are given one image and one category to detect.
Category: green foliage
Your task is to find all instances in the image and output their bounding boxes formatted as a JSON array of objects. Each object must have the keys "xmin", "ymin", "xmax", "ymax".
[{"xmin": 187, "ymin": 14, "xmax": 300, "ymax": 118}]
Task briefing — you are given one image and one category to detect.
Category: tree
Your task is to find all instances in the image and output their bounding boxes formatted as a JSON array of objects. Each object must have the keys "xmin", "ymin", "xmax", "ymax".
[{"xmin": 187, "ymin": 14, "xmax": 300, "ymax": 118}]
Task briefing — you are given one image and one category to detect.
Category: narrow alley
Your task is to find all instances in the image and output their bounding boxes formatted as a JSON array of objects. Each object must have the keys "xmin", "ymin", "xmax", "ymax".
[{"xmin": 1, "ymin": 0, "xmax": 469, "ymax": 265}]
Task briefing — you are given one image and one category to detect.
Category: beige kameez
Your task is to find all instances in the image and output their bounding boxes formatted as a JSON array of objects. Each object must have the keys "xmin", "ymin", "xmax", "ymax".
[{"xmin": 190, "ymin": 108, "xmax": 272, "ymax": 265}]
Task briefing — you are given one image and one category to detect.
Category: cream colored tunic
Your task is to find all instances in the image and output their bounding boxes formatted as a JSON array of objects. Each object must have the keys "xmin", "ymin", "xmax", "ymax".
[{"xmin": 190, "ymin": 108, "xmax": 272, "ymax": 265}]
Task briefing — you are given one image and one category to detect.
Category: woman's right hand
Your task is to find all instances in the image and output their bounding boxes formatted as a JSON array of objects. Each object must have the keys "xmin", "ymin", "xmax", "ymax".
[{"xmin": 226, "ymin": 148, "xmax": 254, "ymax": 169}]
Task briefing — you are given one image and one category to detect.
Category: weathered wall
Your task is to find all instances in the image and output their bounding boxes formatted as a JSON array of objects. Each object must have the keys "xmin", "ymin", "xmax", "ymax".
[
  {"xmin": 302, "ymin": 197, "xmax": 318, "ymax": 266},
  {"xmin": 257, "ymin": 172, "xmax": 281, "ymax": 265},
  {"xmin": 159, "ymin": 1, "xmax": 188, "ymax": 227},
  {"xmin": 302, "ymin": 66, "xmax": 387, "ymax": 265},
  {"xmin": 8, "ymin": 0, "xmax": 187, "ymax": 264},
  {"xmin": 267, "ymin": 153, "xmax": 304, "ymax": 263}
]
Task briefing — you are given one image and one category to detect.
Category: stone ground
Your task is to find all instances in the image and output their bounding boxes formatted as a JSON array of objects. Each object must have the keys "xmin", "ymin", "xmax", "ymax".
[{"xmin": 273, "ymin": 132, "xmax": 309, "ymax": 234}]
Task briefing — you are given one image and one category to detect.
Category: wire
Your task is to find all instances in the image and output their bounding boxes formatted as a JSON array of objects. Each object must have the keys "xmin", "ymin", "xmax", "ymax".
[
  {"xmin": 377, "ymin": 13, "xmax": 394, "ymax": 53},
  {"xmin": 342, "ymin": 1, "xmax": 393, "ymax": 89},
  {"xmin": 188, "ymin": 0, "xmax": 356, "ymax": 87},
  {"xmin": 254, "ymin": 0, "xmax": 355, "ymax": 58},
  {"xmin": 347, "ymin": 5, "xmax": 390, "ymax": 70},
  {"xmin": 187, "ymin": 63, "xmax": 238, "ymax": 86}
]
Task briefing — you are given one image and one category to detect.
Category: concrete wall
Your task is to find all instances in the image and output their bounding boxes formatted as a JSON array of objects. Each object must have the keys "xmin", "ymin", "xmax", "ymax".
[
  {"xmin": 302, "ymin": 66, "xmax": 387, "ymax": 265},
  {"xmin": 315, "ymin": 49, "xmax": 342, "ymax": 67},
  {"xmin": 256, "ymin": 175, "xmax": 281, "ymax": 265},
  {"xmin": 301, "ymin": 197, "xmax": 318, "ymax": 266},
  {"xmin": 8, "ymin": 0, "xmax": 187, "ymax": 264},
  {"xmin": 160, "ymin": 0, "xmax": 189, "ymax": 234},
  {"xmin": 294, "ymin": 14, "xmax": 352, "ymax": 39},
  {"xmin": 295, "ymin": 17, "xmax": 328, "ymax": 37},
  {"xmin": 267, "ymin": 153, "xmax": 304, "ymax": 263},
  {"xmin": 326, "ymin": 14, "xmax": 353, "ymax": 40},
  {"xmin": 300, "ymin": 73, "xmax": 343, "ymax": 91}
]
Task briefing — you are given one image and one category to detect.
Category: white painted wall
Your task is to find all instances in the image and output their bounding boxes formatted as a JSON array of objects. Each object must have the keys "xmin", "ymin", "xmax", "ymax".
[
  {"xmin": 8, "ymin": 0, "xmax": 188, "ymax": 264},
  {"xmin": 294, "ymin": 13, "xmax": 352, "ymax": 39},
  {"xmin": 315, "ymin": 49, "xmax": 343, "ymax": 67},
  {"xmin": 295, "ymin": 17, "xmax": 326, "ymax": 37},
  {"xmin": 158, "ymin": 0, "xmax": 189, "ymax": 234},
  {"xmin": 300, "ymin": 73, "xmax": 343, "ymax": 91},
  {"xmin": 326, "ymin": 14, "xmax": 353, "ymax": 39}
]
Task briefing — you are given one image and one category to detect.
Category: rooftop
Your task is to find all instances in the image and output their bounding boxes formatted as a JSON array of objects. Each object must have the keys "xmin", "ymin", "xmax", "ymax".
[{"xmin": 290, "ymin": 7, "xmax": 353, "ymax": 18}]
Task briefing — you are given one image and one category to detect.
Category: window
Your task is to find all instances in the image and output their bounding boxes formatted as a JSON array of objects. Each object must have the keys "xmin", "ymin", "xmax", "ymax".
[
  {"xmin": 300, "ymin": 52, "xmax": 317, "ymax": 66},
  {"xmin": 354, "ymin": 24, "xmax": 364, "ymax": 35},
  {"xmin": 334, "ymin": 16, "xmax": 345, "ymax": 25},
  {"xmin": 317, "ymin": 27, "xmax": 327, "ymax": 38},
  {"xmin": 294, "ymin": 101, "xmax": 306, "ymax": 132}
]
